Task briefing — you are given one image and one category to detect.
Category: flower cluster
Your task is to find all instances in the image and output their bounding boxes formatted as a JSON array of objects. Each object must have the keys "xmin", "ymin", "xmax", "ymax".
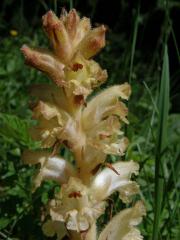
[{"xmin": 21, "ymin": 9, "xmax": 145, "ymax": 240}]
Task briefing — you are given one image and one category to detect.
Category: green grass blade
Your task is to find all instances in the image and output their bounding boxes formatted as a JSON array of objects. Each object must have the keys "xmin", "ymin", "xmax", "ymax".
[
  {"xmin": 152, "ymin": 45, "xmax": 170, "ymax": 240},
  {"xmin": 54, "ymin": 0, "xmax": 57, "ymax": 13},
  {"xmin": 128, "ymin": 3, "xmax": 140, "ymax": 84},
  {"xmin": 143, "ymin": 81, "xmax": 159, "ymax": 115},
  {"xmin": 170, "ymin": 23, "xmax": 180, "ymax": 62},
  {"xmin": 70, "ymin": 0, "xmax": 73, "ymax": 9}
]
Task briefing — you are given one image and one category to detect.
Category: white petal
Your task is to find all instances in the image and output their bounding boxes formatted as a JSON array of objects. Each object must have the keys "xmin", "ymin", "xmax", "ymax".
[
  {"xmin": 22, "ymin": 150, "xmax": 76, "ymax": 188},
  {"xmin": 91, "ymin": 161, "xmax": 139, "ymax": 202}
]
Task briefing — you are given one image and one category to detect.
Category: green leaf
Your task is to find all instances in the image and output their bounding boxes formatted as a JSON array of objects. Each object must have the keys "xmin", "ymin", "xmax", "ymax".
[
  {"xmin": 0, "ymin": 113, "xmax": 39, "ymax": 148},
  {"xmin": 0, "ymin": 217, "xmax": 11, "ymax": 230},
  {"xmin": 7, "ymin": 185, "xmax": 27, "ymax": 199},
  {"xmin": 41, "ymin": 192, "xmax": 49, "ymax": 204}
]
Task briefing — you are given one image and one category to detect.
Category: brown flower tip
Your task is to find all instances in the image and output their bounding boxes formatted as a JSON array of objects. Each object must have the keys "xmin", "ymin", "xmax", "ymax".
[
  {"xmin": 21, "ymin": 44, "xmax": 36, "ymax": 66},
  {"xmin": 64, "ymin": 9, "xmax": 80, "ymax": 39},
  {"xmin": 42, "ymin": 10, "xmax": 72, "ymax": 63}
]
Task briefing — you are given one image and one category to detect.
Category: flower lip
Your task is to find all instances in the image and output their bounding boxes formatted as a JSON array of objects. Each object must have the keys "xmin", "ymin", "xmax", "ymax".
[
  {"xmin": 90, "ymin": 160, "xmax": 139, "ymax": 202},
  {"xmin": 98, "ymin": 201, "xmax": 146, "ymax": 240}
]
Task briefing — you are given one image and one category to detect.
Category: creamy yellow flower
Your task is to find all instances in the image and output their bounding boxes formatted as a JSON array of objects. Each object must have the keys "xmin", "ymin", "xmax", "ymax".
[
  {"xmin": 42, "ymin": 161, "xmax": 141, "ymax": 239},
  {"xmin": 90, "ymin": 161, "xmax": 139, "ymax": 203},
  {"xmin": 21, "ymin": 8, "xmax": 145, "ymax": 240},
  {"xmin": 64, "ymin": 53, "xmax": 107, "ymax": 99},
  {"xmin": 28, "ymin": 83, "xmax": 83, "ymax": 148},
  {"xmin": 43, "ymin": 201, "xmax": 145, "ymax": 240},
  {"xmin": 79, "ymin": 83, "xmax": 131, "ymax": 178},
  {"xmin": 98, "ymin": 201, "xmax": 146, "ymax": 240},
  {"xmin": 28, "ymin": 83, "xmax": 131, "ymax": 183},
  {"xmin": 82, "ymin": 83, "xmax": 131, "ymax": 128},
  {"xmin": 49, "ymin": 177, "xmax": 106, "ymax": 232}
]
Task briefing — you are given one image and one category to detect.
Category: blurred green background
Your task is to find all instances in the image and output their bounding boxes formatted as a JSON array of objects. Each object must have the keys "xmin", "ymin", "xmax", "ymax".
[{"xmin": 0, "ymin": 0, "xmax": 179, "ymax": 239}]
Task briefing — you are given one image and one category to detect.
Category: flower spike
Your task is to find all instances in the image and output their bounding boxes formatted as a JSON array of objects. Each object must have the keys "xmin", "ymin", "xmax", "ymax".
[{"xmin": 21, "ymin": 8, "xmax": 145, "ymax": 240}]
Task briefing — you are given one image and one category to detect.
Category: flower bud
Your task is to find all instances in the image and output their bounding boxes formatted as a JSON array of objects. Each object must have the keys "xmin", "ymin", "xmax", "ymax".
[
  {"xmin": 42, "ymin": 10, "xmax": 72, "ymax": 63},
  {"xmin": 79, "ymin": 25, "xmax": 106, "ymax": 59},
  {"xmin": 21, "ymin": 45, "xmax": 65, "ymax": 86}
]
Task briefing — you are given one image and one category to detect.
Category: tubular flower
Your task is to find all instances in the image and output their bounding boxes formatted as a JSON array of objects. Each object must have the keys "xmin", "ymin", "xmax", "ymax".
[
  {"xmin": 49, "ymin": 177, "xmax": 106, "ymax": 232},
  {"xmin": 90, "ymin": 161, "xmax": 140, "ymax": 203},
  {"xmin": 21, "ymin": 8, "xmax": 145, "ymax": 240}
]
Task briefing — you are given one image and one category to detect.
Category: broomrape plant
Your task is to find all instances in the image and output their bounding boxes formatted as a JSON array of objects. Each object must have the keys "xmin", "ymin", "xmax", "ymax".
[{"xmin": 21, "ymin": 9, "xmax": 145, "ymax": 240}]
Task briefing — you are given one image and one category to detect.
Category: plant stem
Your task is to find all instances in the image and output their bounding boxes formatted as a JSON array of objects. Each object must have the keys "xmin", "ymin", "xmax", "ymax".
[
  {"xmin": 128, "ymin": 2, "xmax": 140, "ymax": 84},
  {"xmin": 152, "ymin": 44, "xmax": 170, "ymax": 240},
  {"xmin": 54, "ymin": 0, "xmax": 57, "ymax": 13},
  {"xmin": 70, "ymin": 0, "xmax": 73, "ymax": 9}
]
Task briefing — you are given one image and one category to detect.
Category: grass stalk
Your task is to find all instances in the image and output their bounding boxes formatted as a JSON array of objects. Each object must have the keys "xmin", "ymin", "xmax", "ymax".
[
  {"xmin": 143, "ymin": 81, "xmax": 159, "ymax": 115},
  {"xmin": 128, "ymin": 6, "xmax": 140, "ymax": 84},
  {"xmin": 152, "ymin": 45, "xmax": 170, "ymax": 240},
  {"xmin": 70, "ymin": 0, "xmax": 73, "ymax": 9},
  {"xmin": 169, "ymin": 21, "xmax": 180, "ymax": 62},
  {"xmin": 39, "ymin": 0, "xmax": 49, "ymax": 11},
  {"xmin": 54, "ymin": 0, "xmax": 57, "ymax": 13}
]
